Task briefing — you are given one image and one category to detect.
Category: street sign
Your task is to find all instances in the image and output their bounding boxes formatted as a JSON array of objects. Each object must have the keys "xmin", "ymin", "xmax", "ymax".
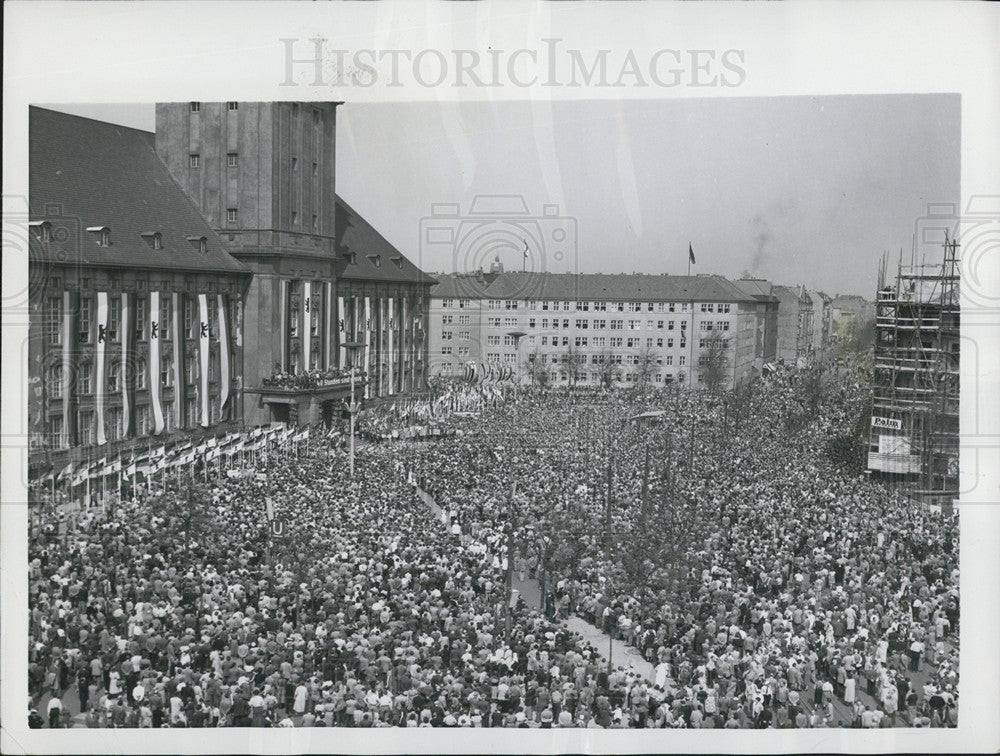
[
  {"xmin": 871, "ymin": 415, "xmax": 902, "ymax": 430},
  {"xmin": 269, "ymin": 517, "xmax": 288, "ymax": 538}
]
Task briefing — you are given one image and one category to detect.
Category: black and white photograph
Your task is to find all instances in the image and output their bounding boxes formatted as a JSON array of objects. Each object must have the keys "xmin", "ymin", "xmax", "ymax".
[{"xmin": 2, "ymin": 3, "xmax": 998, "ymax": 755}]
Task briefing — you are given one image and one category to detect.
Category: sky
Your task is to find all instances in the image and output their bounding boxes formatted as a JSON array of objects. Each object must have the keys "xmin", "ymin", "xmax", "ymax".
[{"xmin": 47, "ymin": 95, "xmax": 959, "ymax": 297}]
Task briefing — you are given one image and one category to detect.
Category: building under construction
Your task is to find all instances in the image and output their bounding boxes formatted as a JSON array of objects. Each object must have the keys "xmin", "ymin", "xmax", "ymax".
[{"xmin": 868, "ymin": 235, "xmax": 959, "ymax": 508}]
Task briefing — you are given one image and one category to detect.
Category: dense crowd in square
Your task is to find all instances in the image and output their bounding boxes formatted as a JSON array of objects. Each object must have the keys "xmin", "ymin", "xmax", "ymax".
[{"xmin": 28, "ymin": 368, "xmax": 958, "ymax": 729}]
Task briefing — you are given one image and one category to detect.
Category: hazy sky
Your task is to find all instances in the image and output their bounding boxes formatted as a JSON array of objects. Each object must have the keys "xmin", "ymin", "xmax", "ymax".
[{"xmin": 47, "ymin": 95, "xmax": 958, "ymax": 296}]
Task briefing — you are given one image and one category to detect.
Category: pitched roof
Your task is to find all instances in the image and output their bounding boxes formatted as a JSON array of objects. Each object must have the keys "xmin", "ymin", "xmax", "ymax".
[
  {"xmin": 29, "ymin": 107, "xmax": 248, "ymax": 275},
  {"xmin": 431, "ymin": 271, "xmax": 758, "ymax": 303},
  {"xmin": 733, "ymin": 278, "xmax": 777, "ymax": 300},
  {"xmin": 333, "ymin": 196, "xmax": 435, "ymax": 286},
  {"xmin": 830, "ymin": 294, "xmax": 870, "ymax": 309}
]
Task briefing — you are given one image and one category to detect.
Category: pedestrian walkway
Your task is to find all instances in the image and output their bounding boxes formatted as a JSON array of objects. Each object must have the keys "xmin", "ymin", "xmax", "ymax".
[
  {"xmin": 562, "ymin": 616, "xmax": 655, "ymax": 682},
  {"xmin": 415, "ymin": 484, "xmax": 656, "ymax": 684}
]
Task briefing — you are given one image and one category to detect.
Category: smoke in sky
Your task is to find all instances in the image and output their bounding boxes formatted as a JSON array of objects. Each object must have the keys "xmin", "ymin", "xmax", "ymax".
[{"xmin": 750, "ymin": 213, "xmax": 772, "ymax": 272}]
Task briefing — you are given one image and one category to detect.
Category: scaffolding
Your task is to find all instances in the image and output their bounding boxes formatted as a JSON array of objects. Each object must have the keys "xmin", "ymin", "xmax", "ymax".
[{"xmin": 868, "ymin": 234, "xmax": 959, "ymax": 507}]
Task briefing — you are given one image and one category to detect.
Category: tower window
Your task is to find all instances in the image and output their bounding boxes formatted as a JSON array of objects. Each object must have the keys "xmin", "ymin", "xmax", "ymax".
[
  {"xmin": 292, "ymin": 103, "xmax": 300, "ymax": 117},
  {"xmin": 226, "ymin": 208, "xmax": 238, "ymax": 223},
  {"xmin": 227, "ymin": 153, "xmax": 238, "ymax": 167},
  {"xmin": 312, "ymin": 109, "xmax": 320, "ymax": 124},
  {"xmin": 190, "ymin": 102, "xmax": 200, "ymax": 112},
  {"xmin": 312, "ymin": 162, "xmax": 318, "ymax": 176},
  {"xmin": 292, "ymin": 157, "xmax": 298, "ymax": 172},
  {"xmin": 312, "ymin": 215, "xmax": 318, "ymax": 231},
  {"xmin": 291, "ymin": 211, "xmax": 298, "ymax": 226},
  {"xmin": 228, "ymin": 102, "xmax": 238, "ymax": 110},
  {"xmin": 189, "ymin": 154, "xmax": 200, "ymax": 168}
]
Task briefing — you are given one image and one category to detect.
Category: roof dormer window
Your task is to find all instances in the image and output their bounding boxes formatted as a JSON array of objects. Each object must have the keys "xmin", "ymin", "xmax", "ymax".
[
  {"xmin": 344, "ymin": 252, "xmax": 357, "ymax": 265},
  {"xmin": 391, "ymin": 256, "xmax": 404, "ymax": 270},
  {"xmin": 141, "ymin": 232, "xmax": 163, "ymax": 250},
  {"xmin": 187, "ymin": 236, "xmax": 208, "ymax": 254},
  {"xmin": 368, "ymin": 254, "xmax": 381, "ymax": 268},
  {"xmin": 29, "ymin": 220, "xmax": 53, "ymax": 242},
  {"xmin": 87, "ymin": 226, "xmax": 111, "ymax": 247}
]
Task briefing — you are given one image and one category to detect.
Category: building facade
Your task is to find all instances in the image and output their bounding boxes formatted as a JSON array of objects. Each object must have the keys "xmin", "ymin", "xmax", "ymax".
[
  {"xmin": 27, "ymin": 107, "xmax": 252, "ymax": 477},
  {"xmin": 429, "ymin": 267, "xmax": 778, "ymax": 390},
  {"xmin": 868, "ymin": 239, "xmax": 959, "ymax": 505},
  {"xmin": 771, "ymin": 285, "xmax": 815, "ymax": 365},
  {"xmin": 807, "ymin": 289, "xmax": 833, "ymax": 361},
  {"xmin": 28, "ymin": 103, "xmax": 434, "ymax": 478},
  {"xmin": 155, "ymin": 102, "xmax": 433, "ymax": 427}
]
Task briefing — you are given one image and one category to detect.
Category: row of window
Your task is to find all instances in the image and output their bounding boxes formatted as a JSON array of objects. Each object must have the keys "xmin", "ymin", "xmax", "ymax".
[
  {"xmin": 190, "ymin": 102, "xmax": 325, "ymax": 123},
  {"xmin": 189, "ymin": 152, "xmax": 321, "ymax": 177},
  {"xmin": 32, "ymin": 223, "xmax": 209, "ymax": 254},
  {"xmin": 46, "ymin": 397, "xmax": 225, "ymax": 448},
  {"xmin": 45, "ymin": 350, "xmax": 224, "ymax": 398},
  {"xmin": 44, "ymin": 296, "xmax": 231, "ymax": 346},
  {"xmin": 439, "ymin": 315, "xmax": 472, "ymax": 325},
  {"xmin": 191, "ymin": 102, "xmax": 239, "ymax": 112},
  {"xmin": 477, "ymin": 317, "xmax": 730, "ymax": 332},
  {"xmin": 536, "ymin": 335, "xmax": 690, "ymax": 349},
  {"xmin": 455, "ymin": 300, "xmax": 734, "ymax": 314},
  {"xmin": 525, "ymin": 352, "xmax": 687, "ymax": 367}
]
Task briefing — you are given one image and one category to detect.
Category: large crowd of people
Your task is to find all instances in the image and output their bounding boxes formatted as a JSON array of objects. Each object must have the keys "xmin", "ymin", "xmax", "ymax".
[{"xmin": 28, "ymin": 367, "xmax": 958, "ymax": 729}]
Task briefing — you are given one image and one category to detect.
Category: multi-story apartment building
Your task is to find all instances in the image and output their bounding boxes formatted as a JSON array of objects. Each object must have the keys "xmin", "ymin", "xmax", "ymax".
[
  {"xmin": 155, "ymin": 102, "xmax": 433, "ymax": 426},
  {"xmin": 772, "ymin": 285, "xmax": 815, "ymax": 365},
  {"xmin": 429, "ymin": 266, "xmax": 778, "ymax": 390},
  {"xmin": 831, "ymin": 294, "xmax": 875, "ymax": 346},
  {"xmin": 807, "ymin": 290, "xmax": 833, "ymax": 361}
]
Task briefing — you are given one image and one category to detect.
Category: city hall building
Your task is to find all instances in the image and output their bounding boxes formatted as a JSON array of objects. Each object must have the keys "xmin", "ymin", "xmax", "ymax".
[
  {"xmin": 429, "ymin": 263, "xmax": 779, "ymax": 390},
  {"xmin": 27, "ymin": 104, "xmax": 433, "ymax": 478}
]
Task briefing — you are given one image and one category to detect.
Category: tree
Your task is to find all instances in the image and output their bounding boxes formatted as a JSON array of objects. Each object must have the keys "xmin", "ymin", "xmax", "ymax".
[
  {"xmin": 635, "ymin": 347, "xmax": 657, "ymax": 388},
  {"xmin": 799, "ymin": 363, "xmax": 826, "ymax": 413},
  {"xmin": 701, "ymin": 333, "xmax": 731, "ymax": 393},
  {"xmin": 836, "ymin": 313, "xmax": 876, "ymax": 365},
  {"xmin": 526, "ymin": 348, "xmax": 549, "ymax": 388},
  {"xmin": 618, "ymin": 445, "xmax": 699, "ymax": 615},
  {"xmin": 596, "ymin": 350, "xmax": 621, "ymax": 389},
  {"xmin": 565, "ymin": 343, "xmax": 585, "ymax": 389}
]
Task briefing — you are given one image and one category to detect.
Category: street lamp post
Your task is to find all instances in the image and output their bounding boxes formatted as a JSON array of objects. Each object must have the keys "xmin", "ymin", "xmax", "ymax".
[
  {"xmin": 342, "ymin": 342, "xmax": 365, "ymax": 479},
  {"xmin": 508, "ymin": 331, "xmax": 527, "ymax": 400}
]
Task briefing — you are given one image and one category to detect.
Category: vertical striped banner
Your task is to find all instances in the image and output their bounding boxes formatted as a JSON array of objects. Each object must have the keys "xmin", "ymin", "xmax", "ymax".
[
  {"xmin": 95, "ymin": 291, "xmax": 108, "ymax": 446},
  {"xmin": 198, "ymin": 293, "xmax": 210, "ymax": 427},
  {"xmin": 363, "ymin": 296, "xmax": 371, "ymax": 399},
  {"xmin": 149, "ymin": 291, "xmax": 165, "ymax": 434},
  {"xmin": 61, "ymin": 290, "xmax": 73, "ymax": 448},
  {"xmin": 172, "ymin": 293, "xmax": 183, "ymax": 429},
  {"xmin": 279, "ymin": 279, "xmax": 289, "ymax": 372},
  {"xmin": 400, "ymin": 296, "xmax": 408, "ymax": 392},
  {"xmin": 302, "ymin": 281, "xmax": 312, "ymax": 372},
  {"xmin": 387, "ymin": 297, "xmax": 395, "ymax": 396},
  {"xmin": 218, "ymin": 294, "xmax": 230, "ymax": 414},
  {"xmin": 120, "ymin": 292, "xmax": 131, "ymax": 436},
  {"xmin": 337, "ymin": 294, "xmax": 346, "ymax": 369},
  {"xmin": 324, "ymin": 282, "xmax": 333, "ymax": 370},
  {"xmin": 379, "ymin": 297, "xmax": 386, "ymax": 395}
]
